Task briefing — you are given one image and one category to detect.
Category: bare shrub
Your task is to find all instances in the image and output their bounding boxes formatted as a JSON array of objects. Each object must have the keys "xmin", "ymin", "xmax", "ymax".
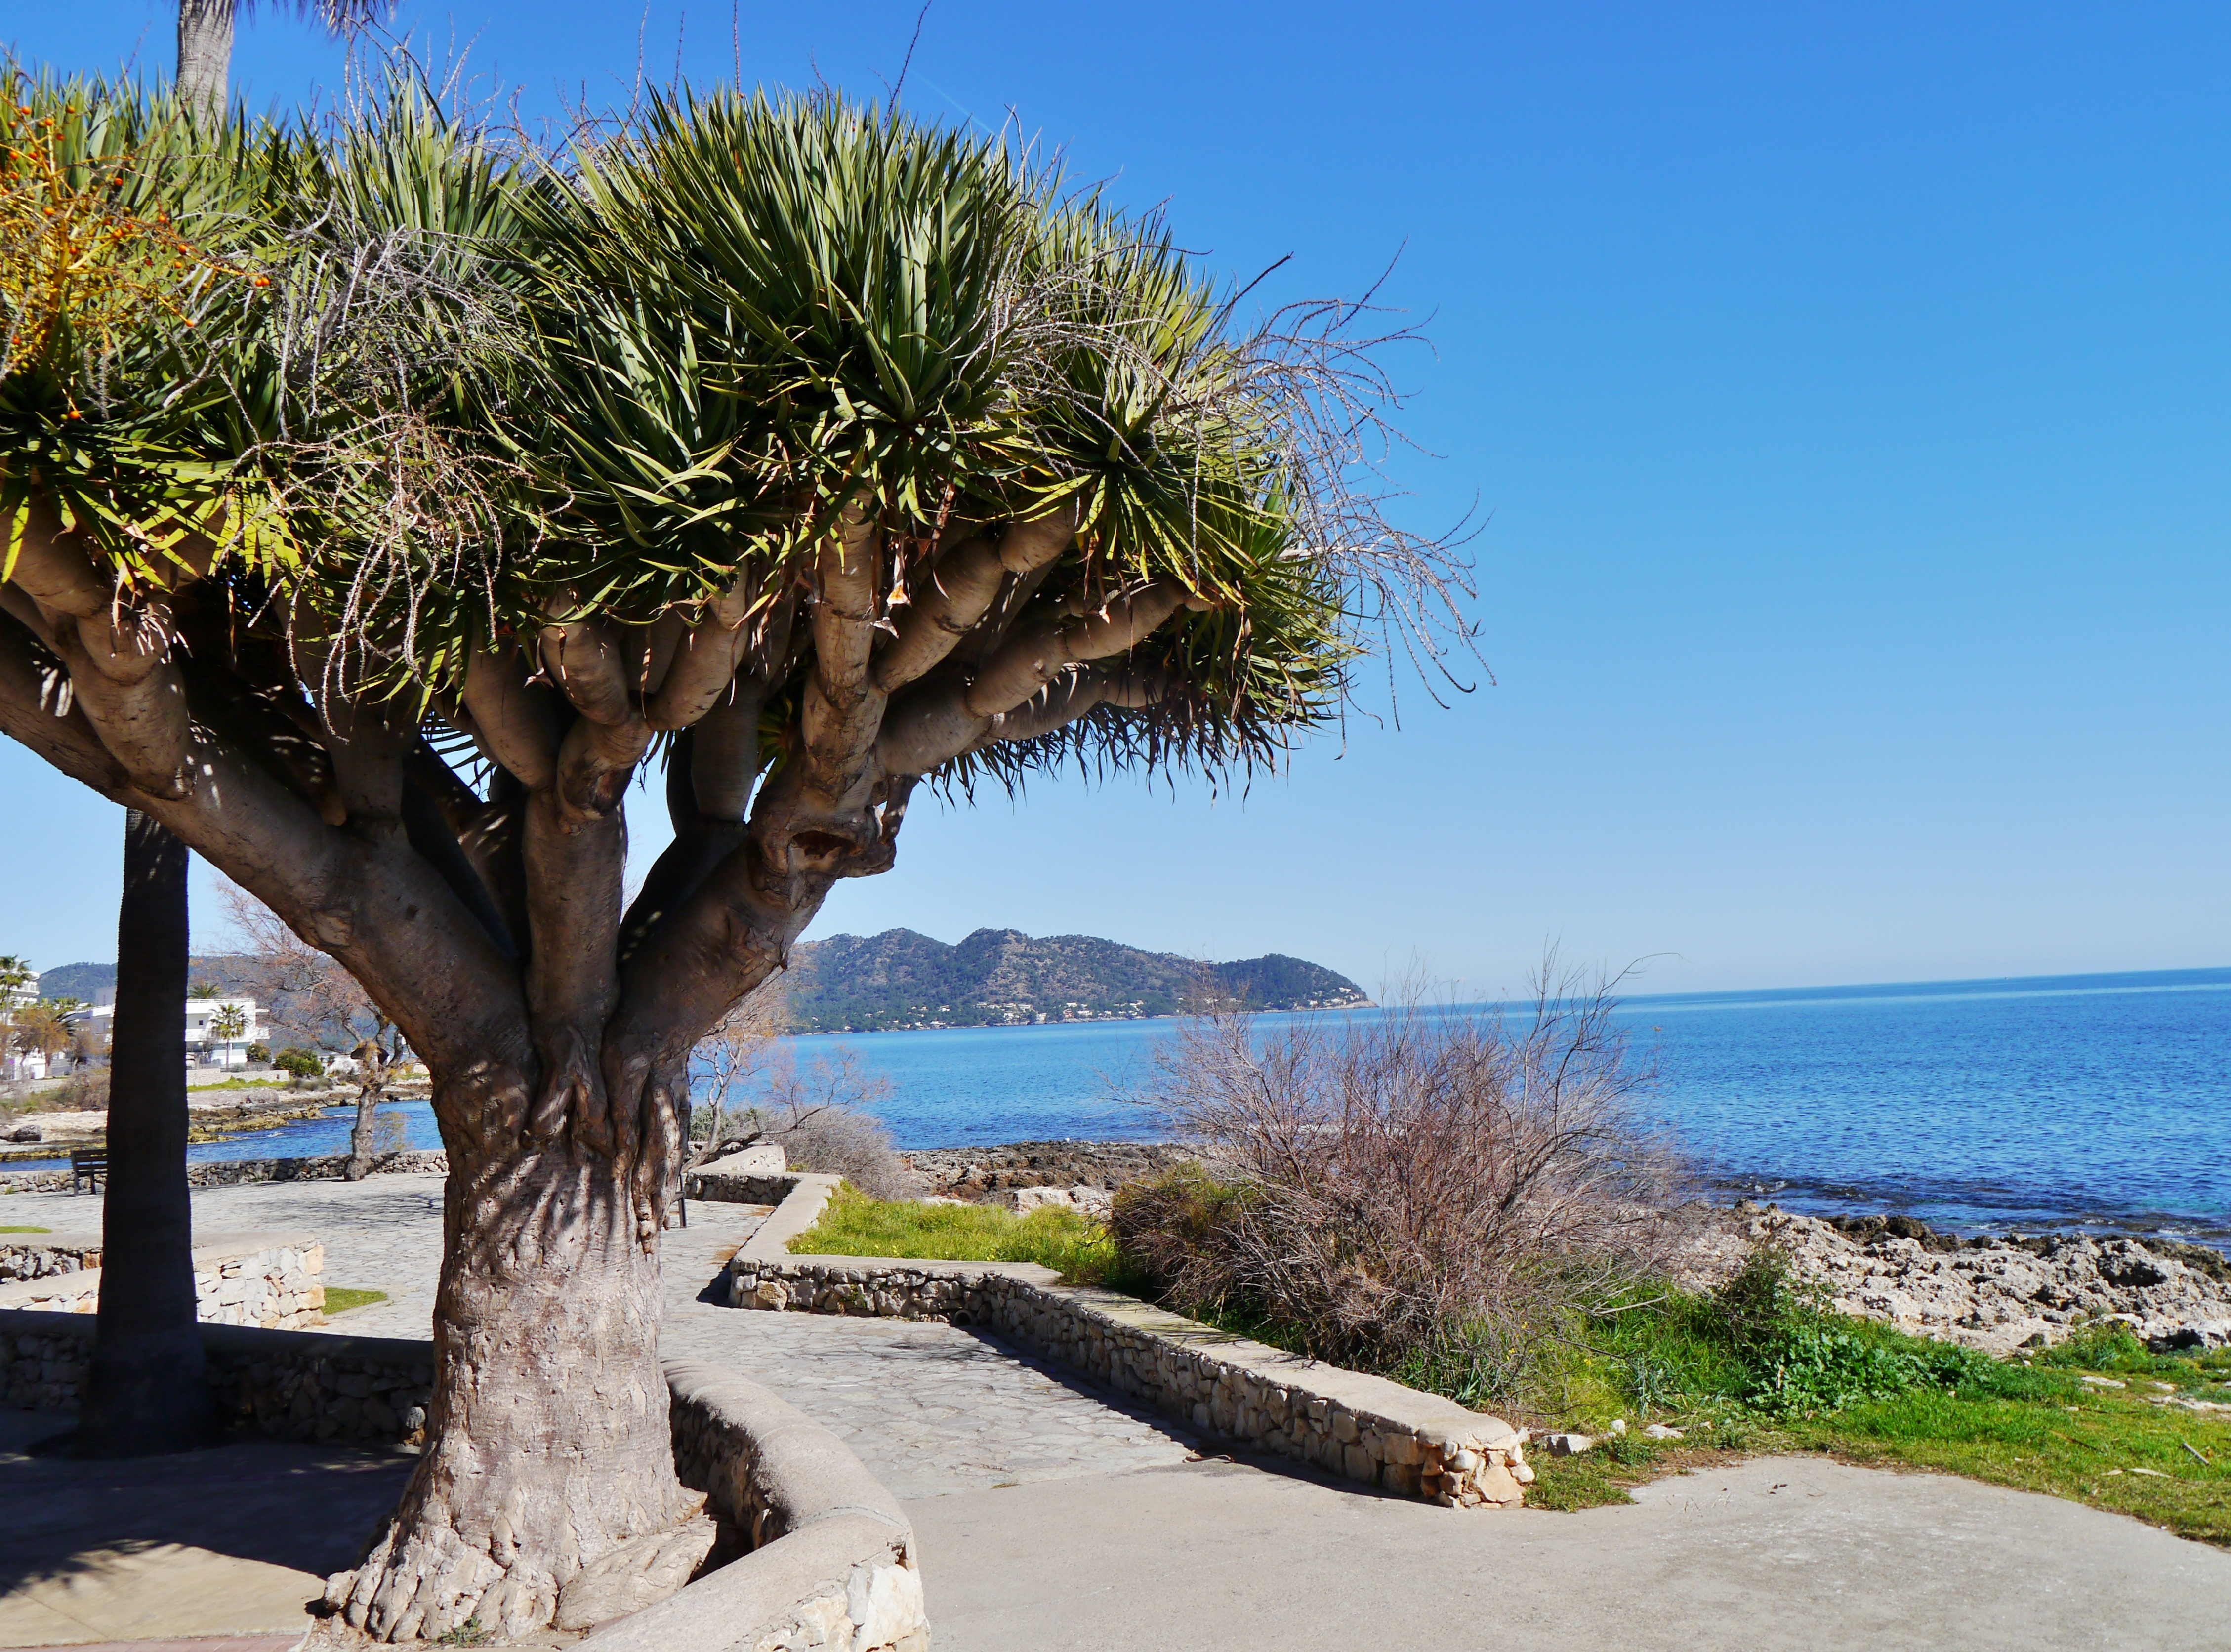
[
  {"xmin": 1115, "ymin": 969, "xmax": 1685, "ymax": 1394},
  {"xmin": 757, "ymin": 1050, "xmax": 925, "ymax": 1202},
  {"xmin": 688, "ymin": 993, "xmax": 921, "ymax": 1201},
  {"xmin": 40, "ymin": 1068, "xmax": 110, "ymax": 1114}
]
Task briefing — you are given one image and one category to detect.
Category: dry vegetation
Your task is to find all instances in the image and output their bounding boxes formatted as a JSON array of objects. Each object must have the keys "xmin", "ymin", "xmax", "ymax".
[
  {"xmin": 688, "ymin": 994, "xmax": 922, "ymax": 1200},
  {"xmin": 1113, "ymin": 974, "xmax": 1687, "ymax": 1392}
]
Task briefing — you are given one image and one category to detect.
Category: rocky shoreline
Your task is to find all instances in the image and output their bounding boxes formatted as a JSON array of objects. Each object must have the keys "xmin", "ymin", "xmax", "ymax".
[
  {"xmin": 1684, "ymin": 1204, "xmax": 2231, "ymax": 1355},
  {"xmin": 898, "ymin": 1140, "xmax": 1192, "ymax": 1201},
  {"xmin": 896, "ymin": 1140, "xmax": 2231, "ymax": 1357}
]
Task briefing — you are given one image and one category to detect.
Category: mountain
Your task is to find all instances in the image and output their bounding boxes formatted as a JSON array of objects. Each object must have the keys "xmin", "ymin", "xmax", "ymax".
[
  {"xmin": 40, "ymin": 931, "xmax": 1372, "ymax": 1039},
  {"xmin": 772, "ymin": 928, "xmax": 1371, "ymax": 1033},
  {"xmin": 35, "ymin": 962, "xmax": 116, "ymax": 1003},
  {"xmin": 37, "ymin": 959, "xmax": 265, "ymax": 1008}
]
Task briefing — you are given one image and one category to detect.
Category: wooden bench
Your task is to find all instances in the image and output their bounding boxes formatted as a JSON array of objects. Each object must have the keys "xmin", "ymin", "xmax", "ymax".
[{"xmin": 70, "ymin": 1149, "xmax": 105, "ymax": 1194}]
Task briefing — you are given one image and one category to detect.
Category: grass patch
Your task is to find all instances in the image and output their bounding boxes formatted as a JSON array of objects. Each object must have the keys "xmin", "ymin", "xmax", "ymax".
[
  {"xmin": 787, "ymin": 1185, "xmax": 1139, "ymax": 1287},
  {"xmin": 0, "ymin": 1225, "xmax": 51, "ymax": 1234},
  {"xmin": 323, "ymin": 1287, "xmax": 388, "ymax": 1315},
  {"xmin": 1471, "ymin": 1269, "xmax": 2231, "ymax": 1542}
]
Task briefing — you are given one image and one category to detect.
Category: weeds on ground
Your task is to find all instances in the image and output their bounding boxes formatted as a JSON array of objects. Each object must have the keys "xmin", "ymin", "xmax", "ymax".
[{"xmin": 323, "ymin": 1287, "xmax": 388, "ymax": 1314}]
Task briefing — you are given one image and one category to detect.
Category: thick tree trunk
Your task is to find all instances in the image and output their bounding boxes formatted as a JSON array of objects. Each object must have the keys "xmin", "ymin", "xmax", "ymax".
[
  {"xmin": 175, "ymin": 0, "xmax": 235, "ymax": 125},
  {"xmin": 78, "ymin": 811, "xmax": 220, "ymax": 1456},
  {"xmin": 326, "ymin": 1078, "xmax": 697, "ymax": 1642}
]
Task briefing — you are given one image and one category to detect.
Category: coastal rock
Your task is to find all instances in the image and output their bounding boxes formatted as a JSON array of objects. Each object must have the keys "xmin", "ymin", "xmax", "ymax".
[
  {"xmin": 903, "ymin": 1141, "xmax": 1191, "ymax": 1203},
  {"xmin": 1688, "ymin": 1210, "xmax": 2231, "ymax": 1355},
  {"xmin": 1006, "ymin": 1184, "xmax": 1114, "ymax": 1214}
]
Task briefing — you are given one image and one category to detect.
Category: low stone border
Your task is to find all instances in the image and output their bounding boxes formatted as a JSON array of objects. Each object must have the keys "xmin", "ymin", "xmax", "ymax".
[
  {"xmin": 0, "ymin": 1237, "xmax": 101, "ymax": 1280},
  {"xmin": 684, "ymin": 1145, "xmax": 792, "ymax": 1206},
  {"xmin": 0, "ymin": 1148, "xmax": 450, "ymax": 1194},
  {"xmin": 0, "ymin": 1312, "xmax": 433, "ymax": 1442},
  {"xmin": 0, "ymin": 1230, "xmax": 327, "ymax": 1330},
  {"xmin": 575, "ymin": 1360, "xmax": 927, "ymax": 1652},
  {"xmin": 727, "ymin": 1176, "xmax": 1531, "ymax": 1509}
]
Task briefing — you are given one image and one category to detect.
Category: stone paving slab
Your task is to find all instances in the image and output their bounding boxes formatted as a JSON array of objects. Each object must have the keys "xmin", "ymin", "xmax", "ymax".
[{"xmin": 0, "ymin": 1406, "xmax": 414, "ymax": 1650}]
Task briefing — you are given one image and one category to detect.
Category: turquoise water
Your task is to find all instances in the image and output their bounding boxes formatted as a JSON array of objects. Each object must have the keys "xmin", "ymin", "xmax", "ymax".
[{"xmin": 152, "ymin": 965, "xmax": 2231, "ymax": 1242}]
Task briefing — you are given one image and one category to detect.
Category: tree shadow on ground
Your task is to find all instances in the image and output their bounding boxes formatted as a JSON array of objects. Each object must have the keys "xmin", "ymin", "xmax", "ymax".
[{"xmin": 0, "ymin": 1405, "xmax": 415, "ymax": 1596}]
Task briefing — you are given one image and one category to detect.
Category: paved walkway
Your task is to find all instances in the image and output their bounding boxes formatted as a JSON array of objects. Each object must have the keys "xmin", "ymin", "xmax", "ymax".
[
  {"xmin": 908, "ymin": 1453, "xmax": 2231, "ymax": 1651},
  {"xmin": 0, "ymin": 1406, "xmax": 413, "ymax": 1649},
  {"xmin": 8, "ymin": 1177, "xmax": 1197, "ymax": 1498}
]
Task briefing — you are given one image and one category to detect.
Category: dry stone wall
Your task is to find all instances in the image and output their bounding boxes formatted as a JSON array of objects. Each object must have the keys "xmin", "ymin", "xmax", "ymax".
[
  {"xmin": 0, "ymin": 1313, "xmax": 433, "ymax": 1445},
  {"xmin": 0, "ymin": 1239, "xmax": 99, "ymax": 1280},
  {"xmin": 0, "ymin": 1148, "xmax": 449, "ymax": 1194},
  {"xmin": 578, "ymin": 1360, "xmax": 929, "ymax": 1652},
  {"xmin": 0, "ymin": 1234, "xmax": 327, "ymax": 1329},
  {"xmin": 726, "ymin": 1249, "xmax": 1531, "ymax": 1509}
]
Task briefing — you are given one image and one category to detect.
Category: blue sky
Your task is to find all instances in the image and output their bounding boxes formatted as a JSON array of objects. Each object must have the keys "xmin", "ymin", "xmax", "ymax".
[{"xmin": 4, "ymin": 1, "xmax": 2226, "ymax": 996}]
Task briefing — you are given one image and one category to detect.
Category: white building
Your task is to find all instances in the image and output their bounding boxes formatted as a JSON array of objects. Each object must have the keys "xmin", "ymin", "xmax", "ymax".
[{"xmin": 65, "ymin": 997, "xmax": 271, "ymax": 1070}]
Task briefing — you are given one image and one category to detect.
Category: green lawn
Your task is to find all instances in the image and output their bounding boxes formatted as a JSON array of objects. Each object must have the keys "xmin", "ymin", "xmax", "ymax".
[
  {"xmin": 323, "ymin": 1287, "xmax": 389, "ymax": 1315},
  {"xmin": 0, "ymin": 1225, "xmax": 51, "ymax": 1234},
  {"xmin": 788, "ymin": 1189, "xmax": 2231, "ymax": 1545},
  {"xmin": 788, "ymin": 1186, "xmax": 1131, "ymax": 1285}
]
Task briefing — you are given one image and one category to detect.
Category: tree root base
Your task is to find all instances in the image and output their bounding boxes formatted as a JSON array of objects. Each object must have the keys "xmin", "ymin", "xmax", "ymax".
[{"xmin": 324, "ymin": 1495, "xmax": 714, "ymax": 1645}]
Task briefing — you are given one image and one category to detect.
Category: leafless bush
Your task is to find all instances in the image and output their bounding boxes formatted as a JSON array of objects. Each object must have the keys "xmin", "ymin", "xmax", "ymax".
[
  {"xmin": 756, "ymin": 1050, "xmax": 924, "ymax": 1202},
  {"xmin": 37, "ymin": 1069, "xmax": 110, "ymax": 1114},
  {"xmin": 688, "ymin": 995, "xmax": 921, "ymax": 1201},
  {"xmin": 1116, "ymin": 969, "xmax": 1685, "ymax": 1376}
]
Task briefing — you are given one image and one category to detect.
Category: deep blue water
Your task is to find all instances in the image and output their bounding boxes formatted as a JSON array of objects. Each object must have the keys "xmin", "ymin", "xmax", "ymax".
[{"xmin": 55, "ymin": 966, "xmax": 2230, "ymax": 1243}]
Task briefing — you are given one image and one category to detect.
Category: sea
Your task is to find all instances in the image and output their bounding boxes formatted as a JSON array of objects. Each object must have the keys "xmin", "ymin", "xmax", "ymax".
[{"xmin": 32, "ymin": 966, "xmax": 2231, "ymax": 1247}]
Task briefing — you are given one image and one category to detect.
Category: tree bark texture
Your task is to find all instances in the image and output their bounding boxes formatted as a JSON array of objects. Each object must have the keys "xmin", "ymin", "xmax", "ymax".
[
  {"xmin": 0, "ymin": 499, "xmax": 1198, "ymax": 1635},
  {"xmin": 326, "ymin": 1107, "xmax": 694, "ymax": 1641},
  {"xmin": 77, "ymin": 810, "xmax": 220, "ymax": 1457},
  {"xmin": 175, "ymin": 0, "xmax": 235, "ymax": 126}
]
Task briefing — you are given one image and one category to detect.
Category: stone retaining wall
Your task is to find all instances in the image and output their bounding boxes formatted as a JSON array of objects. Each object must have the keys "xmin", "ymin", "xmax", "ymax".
[
  {"xmin": 0, "ymin": 1148, "xmax": 450, "ymax": 1195},
  {"xmin": 727, "ymin": 1180, "xmax": 1530, "ymax": 1510},
  {"xmin": 578, "ymin": 1360, "xmax": 927, "ymax": 1652},
  {"xmin": 0, "ymin": 1239, "xmax": 99, "ymax": 1280},
  {"xmin": 0, "ymin": 1232, "xmax": 327, "ymax": 1329},
  {"xmin": 684, "ymin": 1144, "xmax": 790, "ymax": 1206},
  {"xmin": 0, "ymin": 1313, "xmax": 434, "ymax": 1445}
]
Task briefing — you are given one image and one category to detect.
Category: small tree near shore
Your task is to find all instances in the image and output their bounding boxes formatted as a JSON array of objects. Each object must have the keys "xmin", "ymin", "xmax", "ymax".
[{"xmin": 219, "ymin": 879, "xmax": 403, "ymax": 1175}]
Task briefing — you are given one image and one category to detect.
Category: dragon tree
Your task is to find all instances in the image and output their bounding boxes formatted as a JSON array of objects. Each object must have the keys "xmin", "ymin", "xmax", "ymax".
[{"xmin": 0, "ymin": 73, "xmax": 1467, "ymax": 1641}]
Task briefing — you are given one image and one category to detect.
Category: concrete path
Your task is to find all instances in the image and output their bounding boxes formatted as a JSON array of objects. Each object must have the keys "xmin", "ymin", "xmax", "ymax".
[
  {"xmin": 908, "ymin": 1452, "xmax": 2231, "ymax": 1651},
  {"xmin": 0, "ymin": 1406, "xmax": 413, "ymax": 1649}
]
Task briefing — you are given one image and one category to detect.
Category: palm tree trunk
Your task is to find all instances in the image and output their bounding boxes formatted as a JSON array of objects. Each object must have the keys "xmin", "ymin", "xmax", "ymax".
[
  {"xmin": 176, "ymin": 0, "xmax": 236, "ymax": 125},
  {"xmin": 77, "ymin": 811, "xmax": 218, "ymax": 1456}
]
